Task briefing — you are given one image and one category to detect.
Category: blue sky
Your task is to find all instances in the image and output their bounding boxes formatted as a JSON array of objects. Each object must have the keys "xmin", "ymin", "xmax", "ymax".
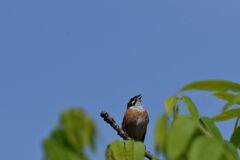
[{"xmin": 0, "ymin": 0, "xmax": 240, "ymax": 159}]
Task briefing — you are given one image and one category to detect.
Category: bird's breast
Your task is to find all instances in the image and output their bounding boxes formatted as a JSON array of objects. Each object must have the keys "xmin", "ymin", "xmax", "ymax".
[
  {"xmin": 125, "ymin": 108, "xmax": 149, "ymax": 121},
  {"xmin": 122, "ymin": 108, "xmax": 149, "ymax": 141}
]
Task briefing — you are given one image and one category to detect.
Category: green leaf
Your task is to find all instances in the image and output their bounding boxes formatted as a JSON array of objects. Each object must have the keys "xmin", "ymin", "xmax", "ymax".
[
  {"xmin": 82, "ymin": 116, "xmax": 97, "ymax": 151},
  {"xmin": 212, "ymin": 92, "xmax": 237, "ymax": 102},
  {"xmin": 178, "ymin": 80, "xmax": 240, "ymax": 93},
  {"xmin": 60, "ymin": 109, "xmax": 85, "ymax": 151},
  {"xmin": 59, "ymin": 108, "xmax": 97, "ymax": 152},
  {"xmin": 125, "ymin": 141, "xmax": 145, "ymax": 160},
  {"xmin": 43, "ymin": 108, "xmax": 97, "ymax": 160},
  {"xmin": 105, "ymin": 140, "xmax": 145, "ymax": 160},
  {"xmin": 188, "ymin": 136, "xmax": 224, "ymax": 160},
  {"xmin": 106, "ymin": 140, "xmax": 124, "ymax": 160},
  {"xmin": 234, "ymin": 117, "xmax": 240, "ymax": 131},
  {"xmin": 43, "ymin": 138, "xmax": 82, "ymax": 160},
  {"xmin": 223, "ymin": 141, "xmax": 239, "ymax": 160},
  {"xmin": 167, "ymin": 116, "xmax": 198, "ymax": 159},
  {"xmin": 154, "ymin": 114, "xmax": 168, "ymax": 153},
  {"xmin": 181, "ymin": 96, "xmax": 199, "ymax": 119},
  {"xmin": 43, "ymin": 138, "xmax": 66, "ymax": 160},
  {"xmin": 212, "ymin": 108, "xmax": 240, "ymax": 122},
  {"xmin": 198, "ymin": 117, "xmax": 222, "ymax": 140},
  {"xmin": 51, "ymin": 128, "xmax": 68, "ymax": 146},
  {"xmin": 222, "ymin": 94, "xmax": 240, "ymax": 112},
  {"xmin": 230, "ymin": 127, "xmax": 240, "ymax": 148},
  {"xmin": 164, "ymin": 96, "xmax": 179, "ymax": 114},
  {"xmin": 105, "ymin": 144, "xmax": 114, "ymax": 160}
]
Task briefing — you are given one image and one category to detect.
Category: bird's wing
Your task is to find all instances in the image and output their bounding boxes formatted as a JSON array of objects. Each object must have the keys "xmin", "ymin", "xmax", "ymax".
[
  {"xmin": 121, "ymin": 113, "xmax": 126, "ymax": 131},
  {"xmin": 141, "ymin": 111, "xmax": 149, "ymax": 142},
  {"xmin": 141, "ymin": 129, "xmax": 147, "ymax": 142}
]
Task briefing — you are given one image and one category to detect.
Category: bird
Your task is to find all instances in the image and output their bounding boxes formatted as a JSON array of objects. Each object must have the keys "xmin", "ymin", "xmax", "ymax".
[{"xmin": 122, "ymin": 94, "xmax": 149, "ymax": 142}]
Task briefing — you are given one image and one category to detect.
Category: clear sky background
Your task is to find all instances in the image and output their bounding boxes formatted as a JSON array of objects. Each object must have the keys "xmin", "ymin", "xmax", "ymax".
[{"xmin": 0, "ymin": 0, "xmax": 240, "ymax": 160}]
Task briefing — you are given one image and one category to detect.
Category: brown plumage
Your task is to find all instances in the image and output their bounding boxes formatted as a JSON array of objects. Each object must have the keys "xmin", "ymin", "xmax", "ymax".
[{"xmin": 122, "ymin": 95, "xmax": 149, "ymax": 142}]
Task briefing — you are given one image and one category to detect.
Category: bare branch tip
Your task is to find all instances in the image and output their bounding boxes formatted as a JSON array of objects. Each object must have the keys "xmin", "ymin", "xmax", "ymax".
[{"xmin": 100, "ymin": 110, "xmax": 107, "ymax": 117}]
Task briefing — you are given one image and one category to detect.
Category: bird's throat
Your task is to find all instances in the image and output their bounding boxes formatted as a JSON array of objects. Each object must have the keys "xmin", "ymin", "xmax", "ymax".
[{"xmin": 129, "ymin": 105, "xmax": 145, "ymax": 112}]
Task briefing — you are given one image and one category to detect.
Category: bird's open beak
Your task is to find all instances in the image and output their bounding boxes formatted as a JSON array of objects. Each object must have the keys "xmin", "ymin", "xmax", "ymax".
[{"xmin": 137, "ymin": 94, "xmax": 142, "ymax": 99}]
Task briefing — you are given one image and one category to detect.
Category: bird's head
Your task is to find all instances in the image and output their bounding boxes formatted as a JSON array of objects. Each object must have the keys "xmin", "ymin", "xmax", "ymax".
[{"xmin": 127, "ymin": 94, "xmax": 142, "ymax": 109}]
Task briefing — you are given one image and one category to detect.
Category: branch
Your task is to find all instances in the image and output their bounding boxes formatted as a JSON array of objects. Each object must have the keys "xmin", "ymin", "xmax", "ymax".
[{"xmin": 100, "ymin": 111, "xmax": 158, "ymax": 160}]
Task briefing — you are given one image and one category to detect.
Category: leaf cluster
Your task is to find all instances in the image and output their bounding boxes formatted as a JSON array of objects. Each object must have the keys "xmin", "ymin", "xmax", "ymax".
[
  {"xmin": 43, "ymin": 80, "xmax": 240, "ymax": 160},
  {"xmin": 154, "ymin": 80, "xmax": 240, "ymax": 160},
  {"xmin": 43, "ymin": 108, "xmax": 97, "ymax": 160}
]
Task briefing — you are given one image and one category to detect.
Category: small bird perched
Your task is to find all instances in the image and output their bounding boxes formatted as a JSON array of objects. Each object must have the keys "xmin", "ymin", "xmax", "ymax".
[{"xmin": 122, "ymin": 94, "xmax": 149, "ymax": 142}]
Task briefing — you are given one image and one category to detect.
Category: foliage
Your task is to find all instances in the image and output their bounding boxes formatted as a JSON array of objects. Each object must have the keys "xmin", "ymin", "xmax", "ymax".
[
  {"xmin": 154, "ymin": 80, "xmax": 240, "ymax": 160},
  {"xmin": 105, "ymin": 140, "xmax": 145, "ymax": 160},
  {"xmin": 43, "ymin": 79, "xmax": 240, "ymax": 160},
  {"xmin": 43, "ymin": 108, "xmax": 97, "ymax": 160}
]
